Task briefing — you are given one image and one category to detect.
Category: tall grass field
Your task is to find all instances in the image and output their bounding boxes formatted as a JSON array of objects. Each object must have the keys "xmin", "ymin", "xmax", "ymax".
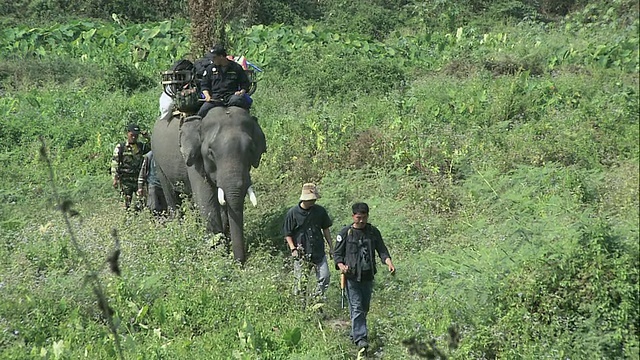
[{"xmin": 0, "ymin": 0, "xmax": 638, "ymax": 358}]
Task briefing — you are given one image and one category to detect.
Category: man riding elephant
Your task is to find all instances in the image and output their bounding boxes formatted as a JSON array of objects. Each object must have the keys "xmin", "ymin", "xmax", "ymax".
[
  {"xmin": 153, "ymin": 43, "xmax": 265, "ymax": 263},
  {"xmin": 197, "ymin": 44, "xmax": 252, "ymax": 118}
]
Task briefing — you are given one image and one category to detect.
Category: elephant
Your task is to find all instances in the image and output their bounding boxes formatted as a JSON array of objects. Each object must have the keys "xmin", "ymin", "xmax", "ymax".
[{"xmin": 151, "ymin": 106, "xmax": 266, "ymax": 264}]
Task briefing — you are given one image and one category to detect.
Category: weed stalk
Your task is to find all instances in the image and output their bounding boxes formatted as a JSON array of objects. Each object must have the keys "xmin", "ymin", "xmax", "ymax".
[{"xmin": 39, "ymin": 137, "xmax": 124, "ymax": 360}]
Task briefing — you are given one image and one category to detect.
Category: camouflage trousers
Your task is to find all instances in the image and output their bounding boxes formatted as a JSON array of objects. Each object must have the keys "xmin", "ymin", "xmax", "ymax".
[{"xmin": 119, "ymin": 178, "xmax": 140, "ymax": 210}]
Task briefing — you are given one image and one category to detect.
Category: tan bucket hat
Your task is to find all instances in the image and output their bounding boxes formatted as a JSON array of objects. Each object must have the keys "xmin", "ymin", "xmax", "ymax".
[{"xmin": 299, "ymin": 183, "xmax": 320, "ymax": 201}]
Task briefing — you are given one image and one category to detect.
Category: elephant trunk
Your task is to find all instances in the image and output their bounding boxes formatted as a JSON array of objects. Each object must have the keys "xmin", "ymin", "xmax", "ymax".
[{"xmin": 223, "ymin": 187, "xmax": 247, "ymax": 264}]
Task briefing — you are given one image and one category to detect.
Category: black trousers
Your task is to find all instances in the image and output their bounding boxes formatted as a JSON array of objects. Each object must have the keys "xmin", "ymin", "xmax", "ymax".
[
  {"xmin": 147, "ymin": 185, "xmax": 167, "ymax": 215},
  {"xmin": 197, "ymin": 94, "xmax": 250, "ymax": 117}
]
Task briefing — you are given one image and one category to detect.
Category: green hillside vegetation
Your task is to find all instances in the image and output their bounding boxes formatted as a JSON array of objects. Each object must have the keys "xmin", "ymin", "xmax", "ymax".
[{"xmin": 0, "ymin": 0, "xmax": 638, "ymax": 358}]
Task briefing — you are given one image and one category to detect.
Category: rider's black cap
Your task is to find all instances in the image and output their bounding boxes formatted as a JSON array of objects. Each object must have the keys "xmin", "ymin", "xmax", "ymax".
[{"xmin": 209, "ymin": 44, "xmax": 227, "ymax": 57}]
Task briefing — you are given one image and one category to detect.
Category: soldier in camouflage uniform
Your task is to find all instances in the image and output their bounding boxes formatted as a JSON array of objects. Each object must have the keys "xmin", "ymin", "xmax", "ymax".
[{"xmin": 111, "ymin": 123, "xmax": 150, "ymax": 210}]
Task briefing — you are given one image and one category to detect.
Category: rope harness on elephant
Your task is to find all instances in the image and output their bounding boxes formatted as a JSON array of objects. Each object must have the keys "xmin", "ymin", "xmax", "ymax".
[
  {"xmin": 179, "ymin": 114, "xmax": 202, "ymax": 126},
  {"xmin": 172, "ymin": 109, "xmax": 197, "ymax": 120}
]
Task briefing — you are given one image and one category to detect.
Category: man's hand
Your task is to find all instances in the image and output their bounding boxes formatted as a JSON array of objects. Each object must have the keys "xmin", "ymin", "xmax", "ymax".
[
  {"xmin": 137, "ymin": 188, "xmax": 144, "ymax": 197},
  {"xmin": 385, "ymin": 258, "xmax": 396, "ymax": 275},
  {"xmin": 337, "ymin": 263, "xmax": 349, "ymax": 274},
  {"xmin": 203, "ymin": 90, "xmax": 212, "ymax": 102},
  {"xmin": 234, "ymin": 89, "xmax": 246, "ymax": 96},
  {"xmin": 291, "ymin": 244, "xmax": 304, "ymax": 259},
  {"xmin": 112, "ymin": 178, "xmax": 119, "ymax": 189}
]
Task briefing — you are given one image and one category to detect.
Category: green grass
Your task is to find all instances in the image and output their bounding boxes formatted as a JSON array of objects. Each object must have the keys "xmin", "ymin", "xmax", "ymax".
[{"xmin": 0, "ymin": 1, "xmax": 638, "ymax": 358}]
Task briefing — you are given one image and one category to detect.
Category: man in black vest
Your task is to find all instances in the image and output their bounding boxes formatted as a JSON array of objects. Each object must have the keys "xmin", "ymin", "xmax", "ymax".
[{"xmin": 334, "ymin": 202, "xmax": 396, "ymax": 352}]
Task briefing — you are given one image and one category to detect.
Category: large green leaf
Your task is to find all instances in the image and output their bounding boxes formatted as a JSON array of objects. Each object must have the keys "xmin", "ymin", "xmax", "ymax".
[{"xmin": 81, "ymin": 28, "xmax": 96, "ymax": 41}]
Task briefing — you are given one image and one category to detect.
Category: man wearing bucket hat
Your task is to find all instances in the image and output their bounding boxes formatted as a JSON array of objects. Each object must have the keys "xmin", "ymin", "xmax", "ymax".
[
  {"xmin": 283, "ymin": 183, "xmax": 334, "ymax": 300},
  {"xmin": 111, "ymin": 123, "xmax": 150, "ymax": 210}
]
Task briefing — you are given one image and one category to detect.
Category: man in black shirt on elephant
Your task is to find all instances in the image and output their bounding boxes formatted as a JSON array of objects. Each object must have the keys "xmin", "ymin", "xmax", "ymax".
[{"xmin": 197, "ymin": 44, "xmax": 251, "ymax": 117}]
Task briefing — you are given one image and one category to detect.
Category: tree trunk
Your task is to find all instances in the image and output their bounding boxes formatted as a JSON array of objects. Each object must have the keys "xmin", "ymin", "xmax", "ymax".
[{"xmin": 187, "ymin": 0, "xmax": 256, "ymax": 56}]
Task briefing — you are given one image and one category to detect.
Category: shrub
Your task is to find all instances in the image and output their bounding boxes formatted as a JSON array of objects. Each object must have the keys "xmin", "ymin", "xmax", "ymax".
[
  {"xmin": 277, "ymin": 45, "xmax": 405, "ymax": 101},
  {"xmin": 1, "ymin": 0, "xmax": 187, "ymax": 22},
  {"xmin": 488, "ymin": 218, "xmax": 639, "ymax": 358},
  {"xmin": 319, "ymin": 0, "xmax": 402, "ymax": 40},
  {"xmin": 254, "ymin": 0, "xmax": 322, "ymax": 25},
  {"xmin": 0, "ymin": 55, "xmax": 101, "ymax": 90},
  {"xmin": 101, "ymin": 58, "xmax": 155, "ymax": 93}
]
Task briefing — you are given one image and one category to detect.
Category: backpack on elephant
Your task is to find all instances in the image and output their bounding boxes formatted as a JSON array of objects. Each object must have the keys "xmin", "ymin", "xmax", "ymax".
[{"xmin": 161, "ymin": 59, "xmax": 204, "ymax": 114}]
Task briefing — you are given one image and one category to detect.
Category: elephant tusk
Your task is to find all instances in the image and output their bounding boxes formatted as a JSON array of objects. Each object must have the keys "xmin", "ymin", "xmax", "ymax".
[
  {"xmin": 218, "ymin": 188, "xmax": 226, "ymax": 206},
  {"xmin": 248, "ymin": 186, "xmax": 257, "ymax": 207}
]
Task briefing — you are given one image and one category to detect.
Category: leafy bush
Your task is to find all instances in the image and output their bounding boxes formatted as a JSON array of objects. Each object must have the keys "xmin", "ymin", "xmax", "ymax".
[
  {"xmin": 255, "ymin": 0, "xmax": 323, "ymax": 25},
  {"xmin": 401, "ymin": 0, "xmax": 473, "ymax": 33},
  {"xmin": 101, "ymin": 58, "xmax": 155, "ymax": 93},
  {"xmin": 486, "ymin": 0, "xmax": 539, "ymax": 21},
  {"xmin": 487, "ymin": 219, "xmax": 639, "ymax": 358},
  {"xmin": 535, "ymin": 0, "xmax": 589, "ymax": 16},
  {"xmin": 319, "ymin": 0, "xmax": 402, "ymax": 40},
  {"xmin": 1, "ymin": 0, "xmax": 187, "ymax": 22},
  {"xmin": 0, "ymin": 20, "xmax": 191, "ymax": 79},
  {"xmin": 0, "ymin": 55, "xmax": 101, "ymax": 90},
  {"xmin": 284, "ymin": 49, "xmax": 406, "ymax": 100}
]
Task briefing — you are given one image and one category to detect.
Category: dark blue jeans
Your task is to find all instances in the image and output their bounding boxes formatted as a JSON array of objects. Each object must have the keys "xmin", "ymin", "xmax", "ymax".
[{"xmin": 346, "ymin": 278, "xmax": 373, "ymax": 344}]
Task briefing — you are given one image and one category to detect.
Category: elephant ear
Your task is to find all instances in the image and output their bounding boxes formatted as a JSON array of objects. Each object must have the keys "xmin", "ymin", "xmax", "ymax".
[
  {"xmin": 250, "ymin": 121, "xmax": 267, "ymax": 168},
  {"xmin": 179, "ymin": 116, "xmax": 202, "ymax": 167}
]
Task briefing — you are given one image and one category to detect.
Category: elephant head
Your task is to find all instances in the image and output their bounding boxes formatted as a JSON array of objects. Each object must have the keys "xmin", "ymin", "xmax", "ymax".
[
  {"xmin": 179, "ymin": 115, "xmax": 203, "ymax": 167},
  {"xmin": 181, "ymin": 106, "xmax": 266, "ymax": 264}
]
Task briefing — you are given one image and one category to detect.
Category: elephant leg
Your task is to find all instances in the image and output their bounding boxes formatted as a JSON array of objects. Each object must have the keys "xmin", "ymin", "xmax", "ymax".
[
  {"xmin": 188, "ymin": 168, "xmax": 223, "ymax": 233},
  {"xmin": 157, "ymin": 168, "xmax": 180, "ymax": 219}
]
